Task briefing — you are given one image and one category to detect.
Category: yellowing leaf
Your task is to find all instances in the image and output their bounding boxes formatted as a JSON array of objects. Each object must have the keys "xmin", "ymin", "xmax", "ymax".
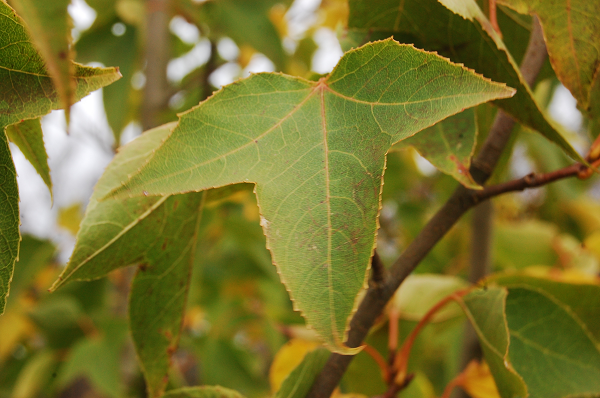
[
  {"xmin": 497, "ymin": 0, "xmax": 600, "ymax": 116},
  {"xmin": 106, "ymin": 39, "xmax": 513, "ymax": 352},
  {"xmin": 57, "ymin": 203, "xmax": 83, "ymax": 236},
  {"xmin": 0, "ymin": 311, "xmax": 35, "ymax": 361},
  {"xmin": 269, "ymin": 338, "xmax": 320, "ymax": 393},
  {"xmin": 460, "ymin": 360, "xmax": 501, "ymax": 398}
]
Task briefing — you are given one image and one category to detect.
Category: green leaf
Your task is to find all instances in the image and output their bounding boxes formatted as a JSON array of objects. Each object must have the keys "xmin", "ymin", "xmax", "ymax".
[
  {"xmin": 10, "ymin": 350, "xmax": 57, "ymax": 398},
  {"xmin": 0, "ymin": 130, "xmax": 19, "ymax": 315},
  {"xmin": 6, "ymin": 118, "xmax": 52, "ymax": 196},
  {"xmin": 392, "ymin": 109, "xmax": 480, "ymax": 189},
  {"xmin": 57, "ymin": 320, "xmax": 127, "ymax": 398},
  {"xmin": 6, "ymin": 235, "xmax": 54, "ymax": 307},
  {"xmin": 505, "ymin": 286, "xmax": 600, "ymax": 398},
  {"xmin": 275, "ymin": 347, "xmax": 330, "ymax": 398},
  {"xmin": 163, "ymin": 386, "xmax": 246, "ymax": 398},
  {"xmin": 346, "ymin": 0, "xmax": 581, "ymax": 161},
  {"xmin": 0, "ymin": 0, "xmax": 120, "ymax": 314},
  {"xmin": 463, "ymin": 277, "xmax": 600, "ymax": 398},
  {"xmin": 460, "ymin": 287, "xmax": 528, "ymax": 398},
  {"xmin": 497, "ymin": 0, "xmax": 600, "ymax": 114},
  {"xmin": 9, "ymin": 0, "xmax": 75, "ymax": 119},
  {"xmin": 129, "ymin": 191, "xmax": 204, "ymax": 398},
  {"xmin": 0, "ymin": 1, "xmax": 121, "ymax": 128},
  {"xmin": 50, "ymin": 123, "xmax": 205, "ymax": 396},
  {"xmin": 106, "ymin": 39, "xmax": 514, "ymax": 352},
  {"xmin": 391, "ymin": 274, "xmax": 469, "ymax": 322}
]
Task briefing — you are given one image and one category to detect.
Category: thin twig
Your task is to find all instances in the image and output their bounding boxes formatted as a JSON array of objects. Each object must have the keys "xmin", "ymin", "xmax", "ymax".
[{"xmin": 306, "ymin": 17, "xmax": 548, "ymax": 398}]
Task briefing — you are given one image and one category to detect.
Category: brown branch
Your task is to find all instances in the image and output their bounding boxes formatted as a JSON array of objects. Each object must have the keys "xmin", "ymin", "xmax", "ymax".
[
  {"xmin": 141, "ymin": 0, "xmax": 172, "ymax": 130},
  {"xmin": 307, "ymin": 17, "xmax": 548, "ymax": 398}
]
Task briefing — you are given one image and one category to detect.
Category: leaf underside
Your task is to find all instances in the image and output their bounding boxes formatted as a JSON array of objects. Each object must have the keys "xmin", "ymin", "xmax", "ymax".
[
  {"xmin": 106, "ymin": 39, "xmax": 513, "ymax": 352},
  {"xmin": 393, "ymin": 108, "xmax": 480, "ymax": 188}
]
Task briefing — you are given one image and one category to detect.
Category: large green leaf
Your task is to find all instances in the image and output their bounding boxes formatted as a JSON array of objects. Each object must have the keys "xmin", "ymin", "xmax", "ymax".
[
  {"xmin": 346, "ymin": 0, "xmax": 581, "ymax": 160},
  {"xmin": 0, "ymin": 0, "xmax": 120, "ymax": 314},
  {"xmin": 460, "ymin": 287, "xmax": 528, "ymax": 398},
  {"xmin": 50, "ymin": 123, "xmax": 205, "ymax": 397},
  {"xmin": 9, "ymin": 0, "xmax": 74, "ymax": 118},
  {"xmin": 6, "ymin": 118, "xmax": 52, "ymax": 195},
  {"xmin": 106, "ymin": 39, "xmax": 513, "ymax": 352},
  {"xmin": 163, "ymin": 386, "xmax": 246, "ymax": 398},
  {"xmin": 463, "ymin": 277, "xmax": 600, "ymax": 398},
  {"xmin": 392, "ymin": 109, "xmax": 480, "ymax": 188},
  {"xmin": 0, "ymin": 130, "xmax": 19, "ymax": 315}
]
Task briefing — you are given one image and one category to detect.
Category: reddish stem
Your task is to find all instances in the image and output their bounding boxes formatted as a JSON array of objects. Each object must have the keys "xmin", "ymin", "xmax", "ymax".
[
  {"xmin": 489, "ymin": 0, "xmax": 501, "ymax": 36},
  {"xmin": 362, "ymin": 344, "xmax": 390, "ymax": 382},
  {"xmin": 392, "ymin": 289, "xmax": 470, "ymax": 385}
]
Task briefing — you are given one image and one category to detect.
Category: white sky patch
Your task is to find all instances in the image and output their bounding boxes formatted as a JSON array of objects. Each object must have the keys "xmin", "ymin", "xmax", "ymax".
[
  {"xmin": 209, "ymin": 62, "xmax": 242, "ymax": 88},
  {"xmin": 167, "ymin": 39, "xmax": 212, "ymax": 83},
  {"xmin": 170, "ymin": 15, "xmax": 200, "ymax": 44},
  {"xmin": 217, "ymin": 37, "xmax": 240, "ymax": 62},
  {"xmin": 243, "ymin": 54, "xmax": 275, "ymax": 77},
  {"xmin": 312, "ymin": 28, "xmax": 343, "ymax": 74},
  {"xmin": 68, "ymin": 0, "xmax": 96, "ymax": 41},
  {"xmin": 548, "ymin": 84, "xmax": 583, "ymax": 132},
  {"xmin": 413, "ymin": 150, "xmax": 438, "ymax": 177}
]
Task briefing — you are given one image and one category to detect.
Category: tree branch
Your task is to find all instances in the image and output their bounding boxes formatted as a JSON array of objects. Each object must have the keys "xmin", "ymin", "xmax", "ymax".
[{"xmin": 307, "ymin": 17, "xmax": 548, "ymax": 398}]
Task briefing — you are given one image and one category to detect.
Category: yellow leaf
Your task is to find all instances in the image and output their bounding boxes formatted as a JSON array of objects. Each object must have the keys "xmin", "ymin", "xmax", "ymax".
[
  {"xmin": 269, "ymin": 338, "xmax": 320, "ymax": 393},
  {"xmin": 459, "ymin": 360, "xmax": 501, "ymax": 398},
  {"xmin": 268, "ymin": 4, "xmax": 288, "ymax": 37},
  {"xmin": 319, "ymin": 0, "xmax": 349, "ymax": 29},
  {"xmin": 57, "ymin": 203, "xmax": 83, "ymax": 236},
  {"xmin": 0, "ymin": 312, "xmax": 35, "ymax": 362}
]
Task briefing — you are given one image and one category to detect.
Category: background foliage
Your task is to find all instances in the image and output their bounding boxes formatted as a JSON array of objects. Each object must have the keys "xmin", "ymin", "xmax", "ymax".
[{"xmin": 1, "ymin": 0, "xmax": 599, "ymax": 397}]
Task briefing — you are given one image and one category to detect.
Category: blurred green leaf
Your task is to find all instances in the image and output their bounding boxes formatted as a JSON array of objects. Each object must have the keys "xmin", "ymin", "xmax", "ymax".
[
  {"xmin": 391, "ymin": 274, "xmax": 468, "ymax": 322},
  {"xmin": 10, "ymin": 350, "xmax": 56, "ymax": 398},
  {"xmin": 28, "ymin": 296, "xmax": 85, "ymax": 349},
  {"xmin": 6, "ymin": 118, "xmax": 52, "ymax": 196},
  {"xmin": 7, "ymin": 235, "xmax": 55, "ymax": 305},
  {"xmin": 106, "ymin": 39, "xmax": 513, "ymax": 353},
  {"xmin": 58, "ymin": 319, "xmax": 127, "ymax": 398},
  {"xmin": 189, "ymin": 0, "xmax": 290, "ymax": 70},
  {"xmin": 163, "ymin": 386, "xmax": 246, "ymax": 398}
]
